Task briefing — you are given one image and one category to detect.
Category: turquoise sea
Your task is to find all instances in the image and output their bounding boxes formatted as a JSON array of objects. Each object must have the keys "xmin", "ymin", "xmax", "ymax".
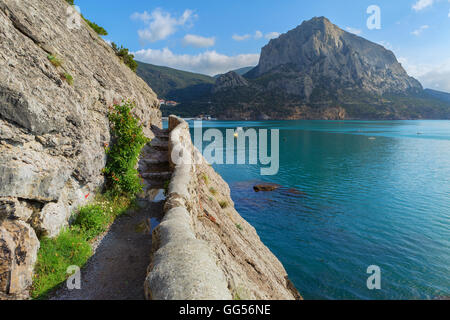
[{"xmin": 168, "ymin": 120, "xmax": 450, "ymax": 300}]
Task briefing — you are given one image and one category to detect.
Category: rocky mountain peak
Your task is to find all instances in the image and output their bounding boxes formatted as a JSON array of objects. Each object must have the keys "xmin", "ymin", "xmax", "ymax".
[{"xmin": 247, "ymin": 16, "xmax": 422, "ymax": 96}]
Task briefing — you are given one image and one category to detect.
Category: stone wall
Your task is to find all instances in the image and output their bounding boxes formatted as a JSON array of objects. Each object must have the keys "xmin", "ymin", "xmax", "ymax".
[
  {"xmin": 145, "ymin": 116, "xmax": 301, "ymax": 300},
  {"xmin": 144, "ymin": 116, "xmax": 231, "ymax": 300}
]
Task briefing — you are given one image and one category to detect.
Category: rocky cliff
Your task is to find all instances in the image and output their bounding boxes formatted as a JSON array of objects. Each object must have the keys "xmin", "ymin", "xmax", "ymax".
[
  {"xmin": 0, "ymin": 0, "xmax": 160, "ymax": 298},
  {"xmin": 247, "ymin": 17, "xmax": 422, "ymax": 97}
]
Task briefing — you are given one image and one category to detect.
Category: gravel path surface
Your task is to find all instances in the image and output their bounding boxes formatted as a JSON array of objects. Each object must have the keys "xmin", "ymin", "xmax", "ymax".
[{"xmin": 51, "ymin": 193, "xmax": 164, "ymax": 300}]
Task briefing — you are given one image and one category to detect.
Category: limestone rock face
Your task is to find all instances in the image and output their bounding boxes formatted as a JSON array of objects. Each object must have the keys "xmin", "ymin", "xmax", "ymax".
[
  {"xmin": 0, "ymin": 220, "xmax": 39, "ymax": 296},
  {"xmin": 248, "ymin": 17, "xmax": 422, "ymax": 96},
  {"xmin": 0, "ymin": 0, "xmax": 160, "ymax": 297}
]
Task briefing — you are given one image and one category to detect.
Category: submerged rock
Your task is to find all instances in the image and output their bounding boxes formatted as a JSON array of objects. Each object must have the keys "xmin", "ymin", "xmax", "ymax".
[{"xmin": 253, "ymin": 184, "xmax": 281, "ymax": 192}]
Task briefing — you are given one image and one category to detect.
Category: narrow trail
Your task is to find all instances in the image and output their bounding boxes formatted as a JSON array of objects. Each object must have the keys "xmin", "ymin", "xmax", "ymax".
[{"xmin": 51, "ymin": 128, "xmax": 171, "ymax": 300}]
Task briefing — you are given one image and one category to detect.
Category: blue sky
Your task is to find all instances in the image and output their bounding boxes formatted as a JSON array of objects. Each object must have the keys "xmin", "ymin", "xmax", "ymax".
[{"xmin": 75, "ymin": 0, "xmax": 450, "ymax": 91}]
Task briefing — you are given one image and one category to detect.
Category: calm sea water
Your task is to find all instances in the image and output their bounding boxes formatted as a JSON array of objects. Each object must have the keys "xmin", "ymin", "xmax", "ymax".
[{"xmin": 167, "ymin": 120, "xmax": 450, "ymax": 299}]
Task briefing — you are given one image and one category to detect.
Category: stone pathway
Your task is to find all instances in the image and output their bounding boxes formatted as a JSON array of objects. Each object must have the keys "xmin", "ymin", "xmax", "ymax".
[{"xmin": 51, "ymin": 128, "xmax": 171, "ymax": 300}]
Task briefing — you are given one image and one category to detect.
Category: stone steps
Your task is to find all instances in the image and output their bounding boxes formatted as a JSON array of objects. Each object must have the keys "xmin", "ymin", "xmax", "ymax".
[
  {"xmin": 141, "ymin": 172, "xmax": 172, "ymax": 180},
  {"xmin": 143, "ymin": 179, "xmax": 168, "ymax": 189},
  {"xmin": 143, "ymin": 162, "xmax": 170, "ymax": 173}
]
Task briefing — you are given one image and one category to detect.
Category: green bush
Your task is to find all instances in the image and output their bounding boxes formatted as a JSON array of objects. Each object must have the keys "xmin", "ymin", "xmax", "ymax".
[
  {"xmin": 32, "ymin": 229, "xmax": 92, "ymax": 299},
  {"xmin": 219, "ymin": 200, "xmax": 229, "ymax": 209},
  {"xmin": 84, "ymin": 19, "xmax": 108, "ymax": 36},
  {"xmin": 104, "ymin": 101, "xmax": 150, "ymax": 196},
  {"xmin": 111, "ymin": 42, "xmax": 138, "ymax": 72},
  {"xmin": 62, "ymin": 73, "xmax": 73, "ymax": 85},
  {"xmin": 47, "ymin": 54, "xmax": 62, "ymax": 67},
  {"xmin": 74, "ymin": 205, "xmax": 110, "ymax": 240}
]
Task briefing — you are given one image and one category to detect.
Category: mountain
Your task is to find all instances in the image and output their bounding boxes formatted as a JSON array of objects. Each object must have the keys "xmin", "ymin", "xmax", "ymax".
[
  {"xmin": 246, "ymin": 17, "xmax": 422, "ymax": 96},
  {"xmin": 214, "ymin": 66, "xmax": 255, "ymax": 78},
  {"xmin": 136, "ymin": 61, "xmax": 215, "ymax": 101},
  {"xmin": 143, "ymin": 17, "xmax": 450, "ymax": 120},
  {"xmin": 424, "ymin": 89, "xmax": 450, "ymax": 103}
]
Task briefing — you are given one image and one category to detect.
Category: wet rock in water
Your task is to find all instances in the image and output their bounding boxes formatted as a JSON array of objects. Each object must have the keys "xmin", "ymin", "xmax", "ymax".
[{"xmin": 253, "ymin": 184, "xmax": 281, "ymax": 192}]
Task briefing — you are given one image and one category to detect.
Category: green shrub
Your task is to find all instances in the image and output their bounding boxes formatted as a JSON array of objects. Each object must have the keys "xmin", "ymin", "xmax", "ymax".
[
  {"xmin": 104, "ymin": 101, "xmax": 150, "ymax": 196},
  {"xmin": 62, "ymin": 73, "xmax": 73, "ymax": 85},
  {"xmin": 163, "ymin": 180, "xmax": 170, "ymax": 196},
  {"xmin": 209, "ymin": 187, "xmax": 217, "ymax": 195},
  {"xmin": 201, "ymin": 173, "xmax": 209, "ymax": 185},
  {"xmin": 219, "ymin": 200, "xmax": 229, "ymax": 209},
  {"xmin": 84, "ymin": 18, "xmax": 108, "ymax": 36},
  {"xmin": 32, "ymin": 229, "xmax": 92, "ymax": 299},
  {"xmin": 111, "ymin": 42, "xmax": 138, "ymax": 72},
  {"xmin": 47, "ymin": 55, "xmax": 62, "ymax": 67},
  {"xmin": 236, "ymin": 224, "xmax": 243, "ymax": 231},
  {"xmin": 74, "ymin": 205, "xmax": 110, "ymax": 240},
  {"xmin": 65, "ymin": 0, "xmax": 74, "ymax": 4}
]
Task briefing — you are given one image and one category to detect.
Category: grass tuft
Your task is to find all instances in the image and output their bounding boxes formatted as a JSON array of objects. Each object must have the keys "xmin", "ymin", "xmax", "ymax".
[
  {"xmin": 31, "ymin": 194, "xmax": 134, "ymax": 299},
  {"xmin": 47, "ymin": 55, "xmax": 62, "ymax": 67},
  {"xmin": 201, "ymin": 173, "xmax": 209, "ymax": 185},
  {"xmin": 219, "ymin": 200, "xmax": 229, "ymax": 209},
  {"xmin": 32, "ymin": 229, "xmax": 91, "ymax": 299}
]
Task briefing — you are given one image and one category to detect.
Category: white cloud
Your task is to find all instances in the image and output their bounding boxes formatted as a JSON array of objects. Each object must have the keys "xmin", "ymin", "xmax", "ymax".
[
  {"xmin": 399, "ymin": 57, "xmax": 450, "ymax": 92},
  {"xmin": 265, "ymin": 32, "xmax": 280, "ymax": 40},
  {"xmin": 182, "ymin": 34, "xmax": 215, "ymax": 48},
  {"xmin": 232, "ymin": 33, "xmax": 251, "ymax": 41},
  {"xmin": 233, "ymin": 30, "xmax": 277, "ymax": 41},
  {"xmin": 133, "ymin": 47, "xmax": 260, "ymax": 76},
  {"xmin": 412, "ymin": 0, "xmax": 434, "ymax": 11},
  {"xmin": 377, "ymin": 40, "xmax": 393, "ymax": 50},
  {"xmin": 346, "ymin": 27, "xmax": 363, "ymax": 35},
  {"xmin": 411, "ymin": 25, "xmax": 429, "ymax": 36},
  {"xmin": 131, "ymin": 8, "xmax": 197, "ymax": 43}
]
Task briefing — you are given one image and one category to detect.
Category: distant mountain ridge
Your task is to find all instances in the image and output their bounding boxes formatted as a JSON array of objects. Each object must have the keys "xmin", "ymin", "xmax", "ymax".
[
  {"xmin": 424, "ymin": 89, "xmax": 450, "ymax": 103},
  {"xmin": 214, "ymin": 66, "xmax": 255, "ymax": 78},
  {"xmin": 136, "ymin": 62, "xmax": 215, "ymax": 101},
  {"xmin": 137, "ymin": 17, "xmax": 450, "ymax": 120}
]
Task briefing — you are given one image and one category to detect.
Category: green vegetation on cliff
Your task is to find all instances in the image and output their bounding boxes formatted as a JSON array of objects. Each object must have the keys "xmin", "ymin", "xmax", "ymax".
[
  {"xmin": 112, "ymin": 43, "xmax": 138, "ymax": 72},
  {"xmin": 104, "ymin": 101, "xmax": 150, "ymax": 195},
  {"xmin": 137, "ymin": 61, "xmax": 215, "ymax": 101}
]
